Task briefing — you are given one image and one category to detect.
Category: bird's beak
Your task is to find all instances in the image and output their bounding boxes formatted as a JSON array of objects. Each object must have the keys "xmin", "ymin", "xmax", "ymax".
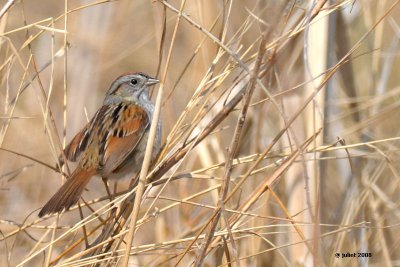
[{"xmin": 146, "ymin": 78, "xmax": 159, "ymax": 86}]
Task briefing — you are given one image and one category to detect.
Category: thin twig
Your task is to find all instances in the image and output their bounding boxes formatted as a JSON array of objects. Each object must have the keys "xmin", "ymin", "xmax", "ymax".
[{"xmin": 121, "ymin": 1, "xmax": 187, "ymax": 265}]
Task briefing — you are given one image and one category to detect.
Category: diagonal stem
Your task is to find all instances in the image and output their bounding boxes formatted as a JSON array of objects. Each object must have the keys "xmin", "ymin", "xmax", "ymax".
[{"xmin": 194, "ymin": 36, "xmax": 267, "ymax": 267}]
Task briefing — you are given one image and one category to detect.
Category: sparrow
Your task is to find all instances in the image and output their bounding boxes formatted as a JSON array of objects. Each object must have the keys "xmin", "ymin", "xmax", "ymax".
[{"xmin": 39, "ymin": 72, "xmax": 161, "ymax": 217}]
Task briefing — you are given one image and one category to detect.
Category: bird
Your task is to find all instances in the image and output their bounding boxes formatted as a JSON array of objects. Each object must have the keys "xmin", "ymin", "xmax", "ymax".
[{"xmin": 38, "ymin": 72, "xmax": 161, "ymax": 217}]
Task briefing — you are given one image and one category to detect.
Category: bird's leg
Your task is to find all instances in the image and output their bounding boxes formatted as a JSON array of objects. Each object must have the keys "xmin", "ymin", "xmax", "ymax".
[
  {"xmin": 102, "ymin": 177, "xmax": 118, "ymax": 223},
  {"xmin": 102, "ymin": 176, "xmax": 114, "ymax": 202}
]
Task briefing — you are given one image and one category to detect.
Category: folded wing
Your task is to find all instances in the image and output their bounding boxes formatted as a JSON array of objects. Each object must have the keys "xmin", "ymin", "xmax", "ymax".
[{"xmin": 100, "ymin": 103, "xmax": 149, "ymax": 175}]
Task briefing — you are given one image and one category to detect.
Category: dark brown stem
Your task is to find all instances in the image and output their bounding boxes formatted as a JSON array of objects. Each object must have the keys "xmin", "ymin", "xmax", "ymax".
[{"xmin": 194, "ymin": 36, "xmax": 267, "ymax": 267}]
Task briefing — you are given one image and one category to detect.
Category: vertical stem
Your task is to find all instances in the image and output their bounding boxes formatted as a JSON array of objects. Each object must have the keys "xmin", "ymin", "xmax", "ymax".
[
  {"xmin": 319, "ymin": 0, "xmax": 336, "ymax": 240},
  {"xmin": 121, "ymin": 1, "xmax": 187, "ymax": 266},
  {"xmin": 46, "ymin": 1, "xmax": 69, "ymax": 264}
]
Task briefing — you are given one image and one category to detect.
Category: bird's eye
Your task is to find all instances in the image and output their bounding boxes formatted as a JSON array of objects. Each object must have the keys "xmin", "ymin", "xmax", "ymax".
[{"xmin": 130, "ymin": 79, "xmax": 138, "ymax": 85}]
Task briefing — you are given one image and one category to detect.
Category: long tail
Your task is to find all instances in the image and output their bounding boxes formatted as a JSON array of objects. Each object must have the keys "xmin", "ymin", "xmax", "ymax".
[{"xmin": 39, "ymin": 167, "xmax": 96, "ymax": 217}]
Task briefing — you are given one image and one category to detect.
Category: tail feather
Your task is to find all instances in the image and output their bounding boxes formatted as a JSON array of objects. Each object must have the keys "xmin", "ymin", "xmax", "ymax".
[{"xmin": 39, "ymin": 168, "xmax": 95, "ymax": 217}]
